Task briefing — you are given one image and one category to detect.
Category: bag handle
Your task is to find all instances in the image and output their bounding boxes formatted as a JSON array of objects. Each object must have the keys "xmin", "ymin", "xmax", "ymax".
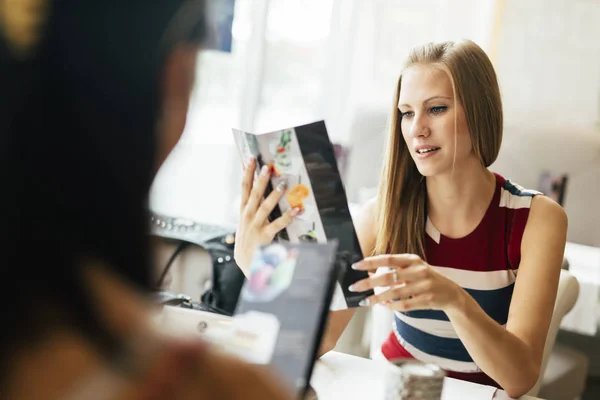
[{"xmin": 156, "ymin": 241, "xmax": 190, "ymax": 289}]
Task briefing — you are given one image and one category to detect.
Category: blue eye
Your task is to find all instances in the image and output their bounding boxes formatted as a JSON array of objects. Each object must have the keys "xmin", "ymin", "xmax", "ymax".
[
  {"xmin": 401, "ymin": 111, "xmax": 414, "ymax": 118},
  {"xmin": 430, "ymin": 106, "xmax": 447, "ymax": 114}
]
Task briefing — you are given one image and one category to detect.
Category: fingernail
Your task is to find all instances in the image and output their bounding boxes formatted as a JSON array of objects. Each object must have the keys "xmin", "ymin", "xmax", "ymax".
[
  {"xmin": 290, "ymin": 208, "xmax": 300, "ymax": 217},
  {"xmin": 351, "ymin": 262, "xmax": 362, "ymax": 270},
  {"xmin": 348, "ymin": 284, "xmax": 358, "ymax": 292},
  {"xmin": 359, "ymin": 298, "xmax": 370, "ymax": 307},
  {"xmin": 276, "ymin": 181, "xmax": 287, "ymax": 192},
  {"xmin": 260, "ymin": 165, "xmax": 269, "ymax": 176}
]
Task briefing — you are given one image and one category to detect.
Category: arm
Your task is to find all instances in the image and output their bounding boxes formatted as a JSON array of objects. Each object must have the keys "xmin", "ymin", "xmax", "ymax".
[
  {"xmin": 351, "ymin": 195, "xmax": 567, "ymax": 398},
  {"xmin": 318, "ymin": 198, "xmax": 379, "ymax": 356},
  {"xmin": 318, "ymin": 308, "xmax": 356, "ymax": 356},
  {"xmin": 445, "ymin": 196, "xmax": 567, "ymax": 397}
]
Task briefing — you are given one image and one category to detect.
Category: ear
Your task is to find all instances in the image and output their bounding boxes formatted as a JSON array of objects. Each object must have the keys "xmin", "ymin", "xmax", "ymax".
[{"xmin": 155, "ymin": 45, "xmax": 199, "ymax": 171}]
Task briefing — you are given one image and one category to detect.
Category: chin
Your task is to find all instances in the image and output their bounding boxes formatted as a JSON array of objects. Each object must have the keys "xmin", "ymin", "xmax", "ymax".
[
  {"xmin": 411, "ymin": 157, "xmax": 436, "ymax": 176},
  {"xmin": 414, "ymin": 161, "xmax": 452, "ymax": 178},
  {"xmin": 411, "ymin": 151, "xmax": 457, "ymax": 177},
  {"xmin": 415, "ymin": 167, "xmax": 436, "ymax": 177}
]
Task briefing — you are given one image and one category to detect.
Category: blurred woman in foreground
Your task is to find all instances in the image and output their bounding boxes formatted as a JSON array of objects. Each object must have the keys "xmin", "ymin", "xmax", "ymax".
[{"xmin": 0, "ymin": 1, "xmax": 291, "ymax": 399}]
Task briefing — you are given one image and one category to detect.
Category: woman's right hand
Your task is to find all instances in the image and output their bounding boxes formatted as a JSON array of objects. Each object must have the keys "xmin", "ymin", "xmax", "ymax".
[{"xmin": 234, "ymin": 158, "xmax": 299, "ymax": 274}]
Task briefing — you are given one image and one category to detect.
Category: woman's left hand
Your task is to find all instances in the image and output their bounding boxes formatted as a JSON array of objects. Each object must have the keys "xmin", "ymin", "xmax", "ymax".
[{"xmin": 348, "ymin": 254, "xmax": 465, "ymax": 312}]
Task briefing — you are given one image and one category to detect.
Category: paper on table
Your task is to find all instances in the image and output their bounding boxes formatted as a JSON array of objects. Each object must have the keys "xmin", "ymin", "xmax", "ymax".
[
  {"xmin": 312, "ymin": 352, "xmax": 507, "ymax": 400},
  {"xmin": 560, "ymin": 242, "xmax": 600, "ymax": 336},
  {"xmin": 441, "ymin": 378, "xmax": 497, "ymax": 400}
]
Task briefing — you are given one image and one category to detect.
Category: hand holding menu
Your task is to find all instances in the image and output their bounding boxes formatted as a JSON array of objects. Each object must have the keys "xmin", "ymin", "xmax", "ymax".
[{"xmin": 232, "ymin": 120, "xmax": 374, "ymax": 309}]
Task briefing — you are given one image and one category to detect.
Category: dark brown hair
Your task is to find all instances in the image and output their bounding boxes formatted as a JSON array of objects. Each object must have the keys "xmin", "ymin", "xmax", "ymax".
[{"xmin": 0, "ymin": 0, "xmax": 205, "ymax": 381}]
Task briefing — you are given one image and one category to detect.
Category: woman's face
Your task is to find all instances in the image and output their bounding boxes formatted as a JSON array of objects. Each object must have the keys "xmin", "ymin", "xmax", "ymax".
[{"xmin": 398, "ymin": 64, "xmax": 476, "ymax": 177}]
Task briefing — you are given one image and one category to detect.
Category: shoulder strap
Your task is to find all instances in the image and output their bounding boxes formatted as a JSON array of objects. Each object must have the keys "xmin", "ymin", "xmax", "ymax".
[{"xmin": 504, "ymin": 200, "xmax": 516, "ymax": 274}]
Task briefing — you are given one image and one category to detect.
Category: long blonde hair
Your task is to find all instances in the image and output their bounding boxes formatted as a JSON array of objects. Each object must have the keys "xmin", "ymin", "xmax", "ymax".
[{"xmin": 374, "ymin": 40, "xmax": 503, "ymax": 258}]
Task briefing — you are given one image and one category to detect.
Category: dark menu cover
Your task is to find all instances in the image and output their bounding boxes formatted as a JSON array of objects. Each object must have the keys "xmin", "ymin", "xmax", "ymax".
[
  {"xmin": 232, "ymin": 120, "xmax": 374, "ymax": 309},
  {"xmin": 234, "ymin": 242, "xmax": 339, "ymax": 398}
]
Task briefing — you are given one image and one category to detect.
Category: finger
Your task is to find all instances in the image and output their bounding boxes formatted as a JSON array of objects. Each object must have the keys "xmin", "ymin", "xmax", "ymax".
[
  {"xmin": 373, "ymin": 279, "xmax": 430, "ymax": 304},
  {"xmin": 348, "ymin": 265, "xmax": 428, "ymax": 292},
  {"xmin": 385, "ymin": 293, "xmax": 433, "ymax": 312},
  {"xmin": 263, "ymin": 208, "xmax": 300, "ymax": 240},
  {"xmin": 240, "ymin": 157, "xmax": 256, "ymax": 211},
  {"xmin": 255, "ymin": 180, "xmax": 287, "ymax": 223},
  {"xmin": 245, "ymin": 164, "xmax": 271, "ymax": 214},
  {"xmin": 351, "ymin": 254, "xmax": 422, "ymax": 271},
  {"xmin": 348, "ymin": 271, "xmax": 402, "ymax": 292},
  {"xmin": 359, "ymin": 285, "xmax": 430, "ymax": 309}
]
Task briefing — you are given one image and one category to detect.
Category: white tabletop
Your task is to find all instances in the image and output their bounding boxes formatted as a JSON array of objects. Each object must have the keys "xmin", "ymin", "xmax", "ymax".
[
  {"xmin": 311, "ymin": 351, "xmax": 540, "ymax": 400},
  {"xmin": 157, "ymin": 307, "xmax": 540, "ymax": 399}
]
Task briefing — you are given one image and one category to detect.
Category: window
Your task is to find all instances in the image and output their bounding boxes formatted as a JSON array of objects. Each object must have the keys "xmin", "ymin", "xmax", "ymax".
[{"xmin": 150, "ymin": 0, "xmax": 497, "ymax": 226}]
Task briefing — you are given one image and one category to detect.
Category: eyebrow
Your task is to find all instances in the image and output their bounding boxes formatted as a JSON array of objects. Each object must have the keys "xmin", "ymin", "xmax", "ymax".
[{"xmin": 399, "ymin": 96, "xmax": 453, "ymax": 108}]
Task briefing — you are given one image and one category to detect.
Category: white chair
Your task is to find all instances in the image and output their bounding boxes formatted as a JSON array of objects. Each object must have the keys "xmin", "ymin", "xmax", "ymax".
[
  {"xmin": 368, "ymin": 304, "xmax": 394, "ymax": 360},
  {"xmin": 368, "ymin": 270, "xmax": 587, "ymax": 398},
  {"xmin": 534, "ymin": 270, "xmax": 588, "ymax": 399}
]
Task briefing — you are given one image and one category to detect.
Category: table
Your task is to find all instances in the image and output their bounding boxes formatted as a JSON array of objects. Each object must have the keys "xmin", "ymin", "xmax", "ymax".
[
  {"xmin": 311, "ymin": 351, "xmax": 541, "ymax": 400},
  {"xmin": 158, "ymin": 307, "xmax": 541, "ymax": 399}
]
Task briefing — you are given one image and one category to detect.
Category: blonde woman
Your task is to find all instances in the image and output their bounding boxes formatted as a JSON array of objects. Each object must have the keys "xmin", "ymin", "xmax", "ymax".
[{"xmin": 235, "ymin": 40, "xmax": 567, "ymax": 398}]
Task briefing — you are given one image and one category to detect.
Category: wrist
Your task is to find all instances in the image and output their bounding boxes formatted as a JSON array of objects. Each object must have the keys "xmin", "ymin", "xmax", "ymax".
[
  {"xmin": 233, "ymin": 252, "xmax": 251, "ymax": 278},
  {"xmin": 444, "ymin": 284, "xmax": 470, "ymax": 318}
]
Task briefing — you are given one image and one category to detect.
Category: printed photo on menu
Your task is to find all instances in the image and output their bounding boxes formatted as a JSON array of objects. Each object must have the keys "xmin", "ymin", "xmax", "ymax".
[
  {"xmin": 233, "ymin": 242, "xmax": 339, "ymax": 398},
  {"xmin": 232, "ymin": 121, "xmax": 374, "ymax": 309}
]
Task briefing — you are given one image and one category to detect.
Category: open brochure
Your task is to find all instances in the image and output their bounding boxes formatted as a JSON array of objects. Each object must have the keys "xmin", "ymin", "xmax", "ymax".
[
  {"xmin": 232, "ymin": 120, "xmax": 374, "ymax": 309},
  {"xmin": 232, "ymin": 242, "xmax": 339, "ymax": 398}
]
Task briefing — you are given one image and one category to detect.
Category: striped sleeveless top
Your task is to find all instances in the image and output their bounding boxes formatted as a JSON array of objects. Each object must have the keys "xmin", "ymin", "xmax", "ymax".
[{"xmin": 381, "ymin": 173, "xmax": 540, "ymax": 388}]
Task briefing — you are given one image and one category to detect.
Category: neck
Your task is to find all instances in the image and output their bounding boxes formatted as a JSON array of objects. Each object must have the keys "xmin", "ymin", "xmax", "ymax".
[
  {"xmin": 83, "ymin": 262, "xmax": 152, "ymax": 340},
  {"xmin": 425, "ymin": 157, "xmax": 496, "ymax": 235}
]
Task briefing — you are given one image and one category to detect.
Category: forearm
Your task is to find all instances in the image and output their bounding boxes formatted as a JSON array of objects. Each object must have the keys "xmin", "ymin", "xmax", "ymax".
[
  {"xmin": 317, "ymin": 336, "xmax": 335, "ymax": 358},
  {"xmin": 445, "ymin": 291, "xmax": 539, "ymax": 397},
  {"xmin": 317, "ymin": 309, "xmax": 356, "ymax": 358},
  {"xmin": 233, "ymin": 254, "xmax": 251, "ymax": 278}
]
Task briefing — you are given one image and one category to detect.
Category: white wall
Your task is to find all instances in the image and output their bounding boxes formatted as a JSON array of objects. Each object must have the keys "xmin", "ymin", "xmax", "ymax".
[
  {"xmin": 494, "ymin": 0, "xmax": 600, "ymax": 128},
  {"xmin": 149, "ymin": 143, "xmax": 239, "ymax": 228},
  {"xmin": 490, "ymin": 0, "xmax": 600, "ymax": 246}
]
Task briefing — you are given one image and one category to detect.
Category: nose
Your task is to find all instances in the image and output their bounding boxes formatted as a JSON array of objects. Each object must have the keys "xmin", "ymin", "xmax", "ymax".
[{"xmin": 408, "ymin": 114, "xmax": 430, "ymax": 138}]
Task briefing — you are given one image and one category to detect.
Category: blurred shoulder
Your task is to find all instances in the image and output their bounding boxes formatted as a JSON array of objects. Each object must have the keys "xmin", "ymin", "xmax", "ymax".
[{"xmin": 124, "ymin": 336, "xmax": 293, "ymax": 400}]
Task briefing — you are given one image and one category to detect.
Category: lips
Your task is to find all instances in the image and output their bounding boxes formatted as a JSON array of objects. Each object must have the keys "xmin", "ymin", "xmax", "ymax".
[{"xmin": 415, "ymin": 146, "xmax": 441, "ymax": 154}]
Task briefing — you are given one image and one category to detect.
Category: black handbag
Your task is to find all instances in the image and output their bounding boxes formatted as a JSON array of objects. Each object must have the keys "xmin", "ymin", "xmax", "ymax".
[{"xmin": 149, "ymin": 211, "xmax": 246, "ymax": 316}]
